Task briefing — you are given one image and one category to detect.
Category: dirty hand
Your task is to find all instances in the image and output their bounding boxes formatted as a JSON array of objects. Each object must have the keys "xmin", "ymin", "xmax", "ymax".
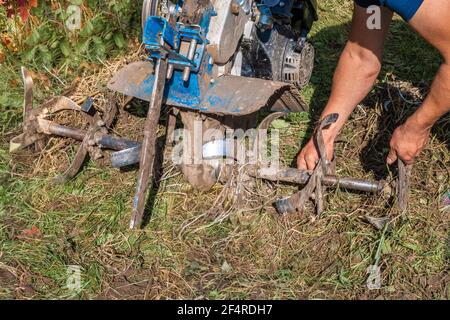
[
  {"xmin": 297, "ymin": 138, "xmax": 335, "ymax": 171},
  {"xmin": 386, "ymin": 121, "xmax": 431, "ymax": 165}
]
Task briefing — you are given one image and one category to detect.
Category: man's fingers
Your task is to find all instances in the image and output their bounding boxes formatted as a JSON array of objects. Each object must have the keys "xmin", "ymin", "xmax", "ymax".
[
  {"xmin": 386, "ymin": 148, "xmax": 398, "ymax": 165},
  {"xmin": 297, "ymin": 155, "xmax": 308, "ymax": 171},
  {"xmin": 305, "ymin": 155, "xmax": 318, "ymax": 171},
  {"xmin": 400, "ymin": 155, "xmax": 415, "ymax": 165}
]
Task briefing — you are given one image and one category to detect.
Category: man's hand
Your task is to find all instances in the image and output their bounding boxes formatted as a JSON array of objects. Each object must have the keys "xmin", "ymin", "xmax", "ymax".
[
  {"xmin": 386, "ymin": 120, "xmax": 431, "ymax": 165},
  {"xmin": 297, "ymin": 138, "xmax": 335, "ymax": 171}
]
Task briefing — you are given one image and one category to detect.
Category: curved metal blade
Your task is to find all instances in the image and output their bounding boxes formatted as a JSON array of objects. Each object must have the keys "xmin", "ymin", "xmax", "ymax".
[{"xmin": 314, "ymin": 113, "xmax": 338, "ymax": 174}]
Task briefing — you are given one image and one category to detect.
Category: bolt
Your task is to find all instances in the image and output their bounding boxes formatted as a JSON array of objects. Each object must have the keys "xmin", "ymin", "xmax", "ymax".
[
  {"xmin": 231, "ymin": 3, "xmax": 240, "ymax": 15},
  {"xmin": 167, "ymin": 64, "xmax": 174, "ymax": 79}
]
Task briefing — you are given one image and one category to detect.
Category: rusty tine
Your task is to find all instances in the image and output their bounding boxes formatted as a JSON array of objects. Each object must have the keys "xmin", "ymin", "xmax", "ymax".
[{"xmin": 397, "ymin": 160, "xmax": 413, "ymax": 213}]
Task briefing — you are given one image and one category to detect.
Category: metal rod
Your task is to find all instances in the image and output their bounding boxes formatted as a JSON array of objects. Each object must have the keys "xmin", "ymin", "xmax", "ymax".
[
  {"xmin": 183, "ymin": 38, "xmax": 197, "ymax": 82},
  {"xmin": 253, "ymin": 167, "xmax": 385, "ymax": 193},
  {"xmin": 130, "ymin": 57, "xmax": 168, "ymax": 229},
  {"xmin": 324, "ymin": 176, "xmax": 385, "ymax": 193},
  {"xmin": 397, "ymin": 160, "xmax": 412, "ymax": 212},
  {"xmin": 47, "ymin": 123, "xmax": 140, "ymax": 151},
  {"xmin": 97, "ymin": 135, "xmax": 140, "ymax": 151},
  {"xmin": 47, "ymin": 123, "xmax": 86, "ymax": 141},
  {"xmin": 167, "ymin": 64, "xmax": 174, "ymax": 79}
]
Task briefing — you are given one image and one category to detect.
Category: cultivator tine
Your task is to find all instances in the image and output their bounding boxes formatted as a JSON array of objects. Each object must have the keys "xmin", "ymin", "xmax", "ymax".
[
  {"xmin": 21, "ymin": 67, "xmax": 33, "ymax": 119},
  {"xmin": 10, "ymin": 67, "xmax": 44, "ymax": 153},
  {"xmin": 275, "ymin": 114, "xmax": 339, "ymax": 215},
  {"xmin": 314, "ymin": 113, "xmax": 338, "ymax": 175},
  {"xmin": 9, "ymin": 132, "xmax": 41, "ymax": 153},
  {"xmin": 275, "ymin": 166, "xmax": 320, "ymax": 215},
  {"xmin": 165, "ymin": 108, "xmax": 177, "ymax": 146},
  {"xmin": 53, "ymin": 141, "xmax": 89, "ymax": 184},
  {"xmin": 12, "ymin": 67, "xmax": 124, "ymax": 184},
  {"xmin": 52, "ymin": 116, "xmax": 94, "ymax": 184},
  {"xmin": 397, "ymin": 160, "xmax": 413, "ymax": 213},
  {"xmin": 111, "ymin": 146, "xmax": 141, "ymax": 168},
  {"xmin": 129, "ymin": 58, "xmax": 168, "ymax": 229}
]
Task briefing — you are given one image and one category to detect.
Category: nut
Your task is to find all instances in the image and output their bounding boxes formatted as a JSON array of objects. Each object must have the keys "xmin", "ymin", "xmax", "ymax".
[{"xmin": 231, "ymin": 3, "xmax": 240, "ymax": 15}]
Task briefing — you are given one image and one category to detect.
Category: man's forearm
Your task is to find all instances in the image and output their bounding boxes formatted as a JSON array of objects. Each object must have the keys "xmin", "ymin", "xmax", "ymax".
[
  {"xmin": 406, "ymin": 62, "xmax": 450, "ymax": 131},
  {"xmin": 319, "ymin": 42, "xmax": 381, "ymax": 141}
]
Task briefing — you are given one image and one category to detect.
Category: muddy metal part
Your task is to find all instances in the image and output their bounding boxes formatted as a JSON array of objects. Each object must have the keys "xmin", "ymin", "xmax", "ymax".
[
  {"xmin": 254, "ymin": 112, "xmax": 412, "ymax": 216},
  {"xmin": 107, "ymin": 61, "xmax": 308, "ymax": 116},
  {"xmin": 130, "ymin": 57, "xmax": 169, "ymax": 229},
  {"xmin": 260, "ymin": 114, "xmax": 381, "ymax": 216},
  {"xmin": 10, "ymin": 68, "xmax": 411, "ymax": 229},
  {"xmin": 10, "ymin": 67, "xmax": 140, "ymax": 182},
  {"xmin": 11, "ymin": 0, "xmax": 412, "ymax": 231},
  {"xmin": 397, "ymin": 160, "xmax": 413, "ymax": 213}
]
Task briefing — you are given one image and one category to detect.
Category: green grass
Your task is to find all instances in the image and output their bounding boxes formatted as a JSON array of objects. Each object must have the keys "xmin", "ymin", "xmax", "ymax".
[{"xmin": 0, "ymin": 0, "xmax": 449, "ymax": 300}]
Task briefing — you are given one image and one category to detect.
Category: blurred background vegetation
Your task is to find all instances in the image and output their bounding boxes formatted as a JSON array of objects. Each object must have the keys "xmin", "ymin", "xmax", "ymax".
[
  {"xmin": 0, "ymin": 0, "xmax": 140, "ymax": 70},
  {"xmin": 0, "ymin": 0, "xmax": 141, "ymax": 134}
]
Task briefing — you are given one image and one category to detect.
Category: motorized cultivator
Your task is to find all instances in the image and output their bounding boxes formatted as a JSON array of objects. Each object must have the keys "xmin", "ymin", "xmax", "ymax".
[{"xmin": 11, "ymin": 0, "xmax": 411, "ymax": 229}]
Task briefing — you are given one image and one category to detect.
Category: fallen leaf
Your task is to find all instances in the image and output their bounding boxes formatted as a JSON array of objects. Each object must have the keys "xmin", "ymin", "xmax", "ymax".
[
  {"xmin": 9, "ymin": 79, "xmax": 18, "ymax": 88},
  {"xmin": 19, "ymin": 5, "xmax": 29, "ymax": 22},
  {"xmin": 18, "ymin": 225, "xmax": 42, "ymax": 239},
  {"xmin": 1, "ymin": 33, "xmax": 18, "ymax": 52},
  {"xmin": 28, "ymin": 70, "xmax": 51, "ymax": 89}
]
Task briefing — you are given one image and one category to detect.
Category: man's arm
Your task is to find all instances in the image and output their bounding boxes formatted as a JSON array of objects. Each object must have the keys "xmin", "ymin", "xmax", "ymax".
[
  {"xmin": 387, "ymin": 0, "xmax": 450, "ymax": 165},
  {"xmin": 297, "ymin": 4, "xmax": 393, "ymax": 170}
]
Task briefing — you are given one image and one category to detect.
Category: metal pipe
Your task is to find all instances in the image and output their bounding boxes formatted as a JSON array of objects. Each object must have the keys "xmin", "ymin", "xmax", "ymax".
[
  {"xmin": 96, "ymin": 135, "xmax": 140, "ymax": 151},
  {"xmin": 47, "ymin": 123, "xmax": 86, "ymax": 141},
  {"xmin": 167, "ymin": 64, "xmax": 174, "ymax": 79},
  {"xmin": 47, "ymin": 123, "xmax": 140, "ymax": 151},
  {"xmin": 252, "ymin": 167, "xmax": 385, "ymax": 193},
  {"xmin": 323, "ymin": 176, "xmax": 385, "ymax": 193},
  {"xmin": 183, "ymin": 38, "xmax": 197, "ymax": 82}
]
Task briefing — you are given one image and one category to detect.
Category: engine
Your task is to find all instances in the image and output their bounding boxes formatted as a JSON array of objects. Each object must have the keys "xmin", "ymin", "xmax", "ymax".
[{"xmin": 142, "ymin": 0, "xmax": 318, "ymax": 89}]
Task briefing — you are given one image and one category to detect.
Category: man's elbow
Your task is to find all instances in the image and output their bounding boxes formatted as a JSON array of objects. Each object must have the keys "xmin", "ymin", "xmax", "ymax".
[{"xmin": 345, "ymin": 45, "xmax": 382, "ymax": 80}]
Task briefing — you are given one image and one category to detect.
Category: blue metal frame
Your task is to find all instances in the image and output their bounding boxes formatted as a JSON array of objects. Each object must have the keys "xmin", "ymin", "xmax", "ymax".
[
  {"xmin": 140, "ymin": 4, "xmax": 217, "ymax": 110},
  {"xmin": 106, "ymin": 2, "xmax": 302, "ymax": 115}
]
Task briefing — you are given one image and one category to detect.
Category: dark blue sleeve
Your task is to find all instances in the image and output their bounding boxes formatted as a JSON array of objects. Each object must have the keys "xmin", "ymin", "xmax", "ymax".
[
  {"xmin": 354, "ymin": 0, "xmax": 424, "ymax": 21},
  {"xmin": 354, "ymin": 0, "xmax": 381, "ymax": 8}
]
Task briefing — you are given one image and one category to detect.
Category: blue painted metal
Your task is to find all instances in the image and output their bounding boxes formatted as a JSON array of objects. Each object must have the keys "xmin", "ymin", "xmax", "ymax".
[
  {"xmin": 256, "ymin": 3, "xmax": 273, "ymax": 31},
  {"xmin": 270, "ymin": 0, "xmax": 294, "ymax": 19},
  {"xmin": 108, "ymin": 61, "xmax": 305, "ymax": 115},
  {"xmin": 143, "ymin": 16, "xmax": 178, "ymax": 50},
  {"xmin": 108, "ymin": 1, "xmax": 305, "ymax": 116},
  {"xmin": 140, "ymin": 4, "xmax": 217, "ymax": 110}
]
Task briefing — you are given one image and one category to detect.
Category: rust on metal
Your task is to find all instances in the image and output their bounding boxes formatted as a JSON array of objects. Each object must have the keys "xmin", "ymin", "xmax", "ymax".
[
  {"xmin": 274, "ymin": 113, "xmax": 339, "ymax": 215},
  {"xmin": 129, "ymin": 58, "xmax": 168, "ymax": 229},
  {"xmin": 397, "ymin": 160, "xmax": 413, "ymax": 213}
]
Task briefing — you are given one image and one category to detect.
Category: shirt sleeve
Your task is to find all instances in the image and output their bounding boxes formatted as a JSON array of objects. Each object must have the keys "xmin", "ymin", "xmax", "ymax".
[{"xmin": 354, "ymin": 0, "xmax": 381, "ymax": 8}]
